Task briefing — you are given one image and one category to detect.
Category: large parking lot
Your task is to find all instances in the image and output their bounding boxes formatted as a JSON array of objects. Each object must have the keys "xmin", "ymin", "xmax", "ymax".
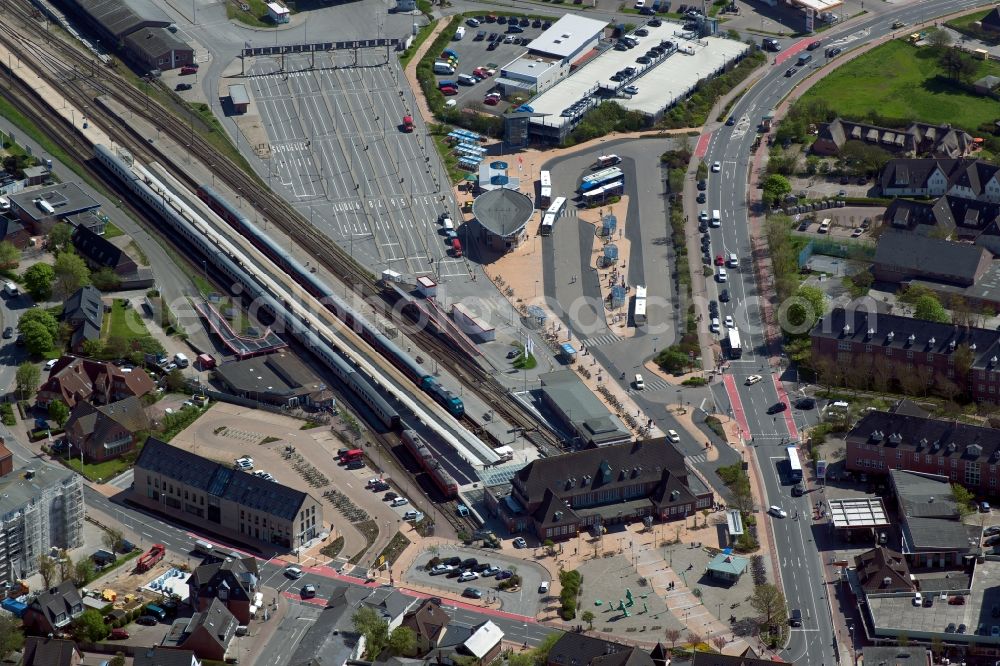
[
  {"xmin": 403, "ymin": 544, "xmax": 549, "ymax": 616},
  {"xmin": 433, "ymin": 14, "xmax": 556, "ymax": 113}
]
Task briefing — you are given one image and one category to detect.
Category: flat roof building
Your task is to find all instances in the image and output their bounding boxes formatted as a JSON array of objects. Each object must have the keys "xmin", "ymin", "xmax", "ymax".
[
  {"xmin": 537, "ymin": 370, "xmax": 631, "ymax": 448},
  {"xmin": 132, "ymin": 438, "xmax": 323, "ymax": 551},
  {"xmin": 472, "ymin": 187, "xmax": 534, "ymax": 252},
  {"xmin": 9, "ymin": 183, "xmax": 99, "ymax": 233},
  {"xmin": 229, "ymin": 84, "xmax": 250, "ymax": 114},
  {"xmin": 527, "ymin": 15, "xmax": 607, "ymax": 63},
  {"xmin": 498, "ymin": 55, "xmax": 568, "ymax": 96},
  {"xmin": 214, "ymin": 352, "xmax": 334, "ymax": 408}
]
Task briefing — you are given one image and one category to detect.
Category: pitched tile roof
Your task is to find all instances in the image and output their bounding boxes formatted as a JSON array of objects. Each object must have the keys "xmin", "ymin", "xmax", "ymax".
[
  {"xmin": 190, "ymin": 556, "xmax": 260, "ymax": 601},
  {"xmin": 38, "ymin": 356, "xmax": 156, "ymax": 407},
  {"xmin": 136, "ymin": 438, "xmax": 313, "ymax": 520},
  {"xmin": 872, "ymin": 230, "xmax": 991, "ymax": 284},
  {"xmin": 690, "ymin": 648, "xmax": 789, "ymax": 666},
  {"xmin": 854, "ymin": 547, "xmax": 914, "ymax": 592},
  {"xmin": 21, "ymin": 636, "xmax": 80, "ymax": 666},
  {"xmin": 547, "ymin": 634, "xmax": 653, "ymax": 666},
  {"xmin": 402, "ymin": 599, "xmax": 451, "ymax": 644},
  {"xmin": 30, "ymin": 581, "xmax": 83, "ymax": 627},
  {"xmin": 133, "ymin": 647, "xmax": 199, "ymax": 666},
  {"xmin": 66, "ymin": 396, "xmax": 150, "ymax": 442}
]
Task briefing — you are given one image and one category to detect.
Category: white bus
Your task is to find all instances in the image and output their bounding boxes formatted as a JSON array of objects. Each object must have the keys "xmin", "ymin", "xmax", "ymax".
[
  {"xmin": 596, "ymin": 154, "xmax": 622, "ymax": 168},
  {"xmin": 786, "ymin": 446, "xmax": 803, "ymax": 483},
  {"xmin": 582, "ymin": 180, "xmax": 623, "ymax": 205},
  {"xmin": 633, "ymin": 285, "xmax": 647, "ymax": 325},
  {"xmin": 539, "ymin": 170, "xmax": 552, "ymax": 207},
  {"xmin": 728, "ymin": 328, "xmax": 742, "ymax": 358},
  {"xmin": 540, "ymin": 212, "xmax": 557, "ymax": 236},
  {"xmin": 546, "ymin": 196, "xmax": 567, "ymax": 217}
]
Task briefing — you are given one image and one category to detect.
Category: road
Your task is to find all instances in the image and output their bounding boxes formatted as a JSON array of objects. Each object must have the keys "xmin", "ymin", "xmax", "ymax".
[{"xmin": 697, "ymin": 1, "xmax": 992, "ymax": 663}]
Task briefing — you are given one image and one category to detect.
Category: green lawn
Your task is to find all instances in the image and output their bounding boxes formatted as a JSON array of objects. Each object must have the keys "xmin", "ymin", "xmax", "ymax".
[
  {"xmin": 103, "ymin": 222, "xmax": 124, "ymax": 239},
  {"xmin": 107, "ymin": 299, "xmax": 152, "ymax": 340},
  {"xmin": 800, "ymin": 40, "xmax": 1000, "ymax": 132},
  {"xmin": 945, "ymin": 9, "xmax": 997, "ymax": 44},
  {"xmin": 62, "ymin": 447, "xmax": 140, "ymax": 483}
]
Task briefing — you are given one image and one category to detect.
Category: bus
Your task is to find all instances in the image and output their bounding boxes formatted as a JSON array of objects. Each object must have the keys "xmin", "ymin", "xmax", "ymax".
[
  {"xmin": 540, "ymin": 212, "xmax": 557, "ymax": 236},
  {"xmin": 727, "ymin": 328, "xmax": 742, "ymax": 359},
  {"xmin": 580, "ymin": 167, "xmax": 624, "ymax": 192},
  {"xmin": 786, "ymin": 446, "xmax": 803, "ymax": 483},
  {"xmin": 339, "ymin": 449, "xmax": 363, "ymax": 463},
  {"xmin": 539, "ymin": 170, "xmax": 552, "ymax": 208},
  {"xmin": 633, "ymin": 285, "xmax": 647, "ymax": 325},
  {"xmin": 582, "ymin": 180, "xmax": 623, "ymax": 205},
  {"xmin": 546, "ymin": 196, "xmax": 567, "ymax": 217},
  {"xmin": 596, "ymin": 154, "xmax": 622, "ymax": 168}
]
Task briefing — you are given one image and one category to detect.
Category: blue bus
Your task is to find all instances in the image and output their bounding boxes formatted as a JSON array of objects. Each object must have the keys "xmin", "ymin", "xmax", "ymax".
[{"xmin": 580, "ymin": 167, "xmax": 624, "ymax": 192}]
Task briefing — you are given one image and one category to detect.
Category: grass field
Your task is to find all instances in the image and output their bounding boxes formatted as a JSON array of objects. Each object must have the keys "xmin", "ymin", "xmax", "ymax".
[
  {"xmin": 107, "ymin": 299, "xmax": 152, "ymax": 340},
  {"xmin": 800, "ymin": 40, "xmax": 1000, "ymax": 132}
]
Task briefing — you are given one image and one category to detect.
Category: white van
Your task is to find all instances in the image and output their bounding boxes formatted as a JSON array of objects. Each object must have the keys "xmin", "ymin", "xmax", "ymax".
[
  {"xmin": 442, "ymin": 217, "xmax": 455, "ymax": 231},
  {"xmin": 433, "ymin": 61, "xmax": 455, "ymax": 75},
  {"xmin": 710, "ymin": 317, "xmax": 720, "ymax": 333},
  {"xmin": 830, "ymin": 400, "xmax": 850, "ymax": 412},
  {"xmin": 3, "ymin": 282, "xmax": 17, "ymax": 297},
  {"xmin": 454, "ymin": 26, "xmax": 466, "ymax": 40},
  {"xmin": 634, "ymin": 374, "xmax": 645, "ymax": 390},
  {"xmin": 710, "ymin": 210, "xmax": 721, "ymax": 227},
  {"xmin": 174, "ymin": 352, "xmax": 189, "ymax": 368},
  {"xmin": 194, "ymin": 539, "xmax": 214, "ymax": 556}
]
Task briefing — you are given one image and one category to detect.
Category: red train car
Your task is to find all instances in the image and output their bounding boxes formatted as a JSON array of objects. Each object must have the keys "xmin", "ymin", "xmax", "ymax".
[{"xmin": 401, "ymin": 429, "xmax": 458, "ymax": 498}]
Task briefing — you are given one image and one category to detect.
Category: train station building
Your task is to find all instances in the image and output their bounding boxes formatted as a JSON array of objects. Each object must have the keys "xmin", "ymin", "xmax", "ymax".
[{"xmin": 471, "ymin": 187, "xmax": 534, "ymax": 252}]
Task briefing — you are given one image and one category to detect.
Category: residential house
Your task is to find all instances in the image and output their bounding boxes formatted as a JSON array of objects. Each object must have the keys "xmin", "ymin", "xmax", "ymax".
[
  {"xmin": 546, "ymin": 633, "xmax": 655, "ymax": 666},
  {"xmin": 809, "ymin": 308, "xmax": 1000, "ymax": 403},
  {"xmin": 401, "ymin": 599, "xmax": 451, "ymax": 655},
  {"xmin": 132, "ymin": 438, "xmax": 323, "ymax": 551},
  {"xmin": 64, "ymin": 396, "xmax": 149, "ymax": 463},
  {"xmin": 881, "ymin": 196, "xmax": 1000, "ymax": 242},
  {"xmin": 432, "ymin": 620, "xmax": 504, "ymax": 666},
  {"xmin": 812, "ymin": 118, "xmax": 974, "ymax": 158},
  {"xmin": 62, "ymin": 286, "xmax": 104, "ymax": 352},
  {"xmin": 689, "ymin": 647, "xmax": 794, "ymax": 666},
  {"xmin": 71, "ymin": 224, "xmax": 137, "ymax": 276},
  {"xmin": 879, "ymin": 159, "xmax": 1000, "ymax": 202},
  {"xmin": 133, "ymin": 648, "xmax": 202, "ymax": 666},
  {"xmin": 188, "ymin": 556, "xmax": 260, "ymax": 624},
  {"xmin": 871, "ymin": 231, "xmax": 993, "ymax": 287},
  {"xmin": 23, "ymin": 581, "xmax": 85, "ymax": 635},
  {"xmin": 853, "ymin": 547, "xmax": 915, "ymax": 593},
  {"xmin": 485, "ymin": 438, "xmax": 713, "ymax": 539},
  {"xmin": 21, "ymin": 636, "xmax": 82, "ymax": 666},
  {"xmin": 36, "ymin": 357, "xmax": 156, "ymax": 408},
  {"xmin": 981, "ymin": 7, "xmax": 1000, "ymax": 32},
  {"xmin": 162, "ymin": 598, "xmax": 238, "ymax": 661},
  {"xmin": 0, "ymin": 216, "xmax": 31, "ymax": 249}
]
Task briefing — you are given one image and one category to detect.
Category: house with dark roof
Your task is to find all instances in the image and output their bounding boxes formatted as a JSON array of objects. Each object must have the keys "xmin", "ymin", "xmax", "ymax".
[
  {"xmin": 0, "ymin": 215, "xmax": 30, "ymax": 249},
  {"xmin": 431, "ymin": 620, "xmax": 504, "ymax": 666},
  {"xmin": 853, "ymin": 547, "xmax": 914, "ymax": 593},
  {"xmin": 188, "ymin": 555, "xmax": 260, "ymax": 624},
  {"xmin": 486, "ymin": 439, "xmax": 713, "ymax": 540},
  {"xmin": 71, "ymin": 224, "xmax": 137, "ymax": 276},
  {"xmin": 689, "ymin": 648, "xmax": 790, "ymax": 666},
  {"xmin": 64, "ymin": 395, "xmax": 150, "ymax": 463},
  {"xmin": 62, "ymin": 286, "xmax": 105, "ymax": 352},
  {"xmin": 879, "ymin": 159, "xmax": 1000, "ymax": 202},
  {"xmin": 215, "ymin": 353, "xmax": 335, "ymax": 409},
  {"xmin": 890, "ymin": 470, "xmax": 981, "ymax": 567},
  {"xmin": 23, "ymin": 581, "xmax": 85, "ymax": 635},
  {"xmin": 882, "ymin": 196, "xmax": 1000, "ymax": 240},
  {"xmin": 546, "ymin": 633, "xmax": 655, "ymax": 666},
  {"xmin": 812, "ymin": 118, "xmax": 974, "ymax": 158},
  {"xmin": 860, "ymin": 646, "xmax": 931, "ymax": 666},
  {"xmin": 846, "ymin": 409, "xmax": 1000, "ymax": 498},
  {"xmin": 132, "ymin": 438, "xmax": 322, "ymax": 550},
  {"xmin": 163, "ymin": 597, "xmax": 238, "ymax": 661},
  {"xmin": 8, "ymin": 183, "xmax": 100, "ymax": 234},
  {"xmin": 36, "ymin": 356, "xmax": 156, "ymax": 408},
  {"xmin": 133, "ymin": 647, "xmax": 202, "ymax": 666},
  {"xmin": 809, "ymin": 308, "xmax": 1000, "ymax": 403},
  {"xmin": 20, "ymin": 636, "xmax": 82, "ymax": 666},
  {"xmin": 125, "ymin": 26, "xmax": 194, "ymax": 71},
  {"xmin": 871, "ymin": 231, "xmax": 993, "ymax": 287},
  {"xmin": 401, "ymin": 599, "xmax": 451, "ymax": 655},
  {"xmin": 982, "ymin": 7, "xmax": 1000, "ymax": 32}
]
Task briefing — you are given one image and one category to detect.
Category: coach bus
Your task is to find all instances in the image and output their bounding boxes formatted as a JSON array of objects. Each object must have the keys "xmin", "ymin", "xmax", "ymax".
[
  {"xmin": 580, "ymin": 167, "xmax": 624, "ymax": 192},
  {"xmin": 546, "ymin": 196, "xmax": 567, "ymax": 217},
  {"xmin": 727, "ymin": 328, "xmax": 742, "ymax": 359},
  {"xmin": 540, "ymin": 212, "xmax": 557, "ymax": 236}
]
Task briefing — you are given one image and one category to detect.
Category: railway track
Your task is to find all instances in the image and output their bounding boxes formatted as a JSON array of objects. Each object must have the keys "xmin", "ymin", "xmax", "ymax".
[{"xmin": 0, "ymin": 10, "xmax": 563, "ymax": 458}]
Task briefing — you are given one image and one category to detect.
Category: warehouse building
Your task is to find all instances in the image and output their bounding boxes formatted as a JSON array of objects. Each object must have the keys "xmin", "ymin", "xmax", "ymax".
[{"xmin": 125, "ymin": 27, "xmax": 194, "ymax": 71}]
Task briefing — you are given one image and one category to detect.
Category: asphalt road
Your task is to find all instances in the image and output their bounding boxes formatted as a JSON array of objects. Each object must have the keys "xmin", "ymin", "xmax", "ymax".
[{"xmin": 698, "ymin": 1, "xmax": 992, "ymax": 663}]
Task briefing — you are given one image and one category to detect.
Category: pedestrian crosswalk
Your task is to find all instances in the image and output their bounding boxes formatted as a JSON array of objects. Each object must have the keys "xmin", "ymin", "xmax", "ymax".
[
  {"xmin": 625, "ymin": 376, "xmax": 670, "ymax": 393},
  {"xmin": 582, "ymin": 332, "xmax": 623, "ymax": 347},
  {"xmin": 687, "ymin": 453, "xmax": 708, "ymax": 464}
]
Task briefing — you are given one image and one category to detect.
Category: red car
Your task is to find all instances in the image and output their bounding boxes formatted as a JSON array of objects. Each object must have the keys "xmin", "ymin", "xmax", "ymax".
[
  {"xmin": 483, "ymin": 97, "xmax": 499, "ymax": 106},
  {"xmin": 109, "ymin": 628, "xmax": 129, "ymax": 640},
  {"xmin": 715, "ymin": 255, "xmax": 725, "ymax": 266},
  {"xmin": 441, "ymin": 87, "xmax": 458, "ymax": 96},
  {"xmin": 473, "ymin": 67, "xmax": 491, "ymax": 78}
]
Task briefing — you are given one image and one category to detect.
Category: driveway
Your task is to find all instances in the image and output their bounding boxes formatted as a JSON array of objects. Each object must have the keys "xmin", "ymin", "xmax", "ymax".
[{"xmin": 402, "ymin": 544, "xmax": 549, "ymax": 616}]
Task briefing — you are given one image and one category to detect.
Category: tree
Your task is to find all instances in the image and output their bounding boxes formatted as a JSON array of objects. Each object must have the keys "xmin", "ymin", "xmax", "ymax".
[
  {"xmin": 73, "ymin": 609, "xmax": 109, "ymax": 643},
  {"xmin": 581, "ymin": 610, "xmax": 595, "ymax": 630},
  {"xmin": 38, "ymin": 554, "xmax": 57, "ymax": 588},
  {"xmin": 108, "ymin": 655, "xmax": 126, "ymax": 666},
  {"xmin": 91, "ymin": 267, "xmax": 121, "ymax": 291},
  {"xmin": 927, "ymin": 28, "xmax": 952, "ymax": 49},
  {"xmin": 104, "ymin": 335, "xmax": 128, "ymax": 360},
  {"xmin": 48, "ymin": 223, "xmax": 73, "ymax": 252},
  {"xmin": 102, "ymin": 527, "xmax": 125, "ymax": 553},
  {"xmin": 914, "ymin": 294, "xmax": 949, "ymax": 323},
  {"xmin": 48, "ymin": 400, "xmax": 70, "ymax": 427},
  {"xmin": 22, "ymin": 263, "xmax": 55, "ymax": 301},
  {"xmin": 58, "ymin": 549, "xmax": 73, "ymax": 583},
  {"xmin": 761, "ymin": 174, "xmax": 791, "ymax": 206},
  {"xmin": 165, "ymin": 369, "xmax": 186, "ymax": 392},
  {"xmin": 388, "ymin": 626, "xmax": 417, "ymax": 656},
  {"xmin": 543, "ymin": 538, "xmax": 556, "ymax": 556},
  {"xmin": 749, "ymin": 583, "xmax": 787, "ymax": 629},
  {"xmin": 952, "ymin": 483, "xmax": 976, "ymax": 516},
  {"xmin": 15, "ymin": 362, "xmax": 40, "ymax": 400},
  {"xmin": 0, "ymin": 613, "xmax": 24, "ymax": 660},
  {"xmin": 74, "ymin": 558, "xmax": 95, "ymax": 586},
  {"xmin": 783, "ymin": 285, "xmax": 827, "ymax": 333},
  {"xmin": 930, "ymin": 637, "xmax": 945, "ymax": 658},
  {"xmin": 352, "ymin": 606, "xmax": 390, "ymax": 659},
  {"xmin": 665, "ymin": 628, "xmax": 682, "ymax": 648},
  {"xmin": 18, "ymin": 308, "xmax": 60, "ymax": 355},
  {"xmin": 686, "ymin": 631, "xmax": 703, "ymax": 648},
  {"xmin": 656, "ymin": 346, "xmax": 691, "ymax": 374},
  {"xmin": 53, "ymin": 250, "xmax": 91, "ymax": 299},
  {"xmin": 0, "ymin": 241, "xmax": 19, "ymax": 270},
  {"xmin": 712, "ymin": 636, "xmax": 727, "ymax": 651}
]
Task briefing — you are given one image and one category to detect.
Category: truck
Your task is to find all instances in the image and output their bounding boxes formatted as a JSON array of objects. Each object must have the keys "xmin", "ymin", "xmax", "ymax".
[
  {"xmin": 196, "ymin": 353, "xmax": 216, "ymax": 370},
  {"xmin": 135, "ymin": 544, "xmax": 165, "ymax": 573},
  {"xmin": 401, "ymin": 115, "xmax": 415, "ymax": 133},
  {"xmin": 173, "ymin": 352, "xmax": 189, "ymax": 368}
]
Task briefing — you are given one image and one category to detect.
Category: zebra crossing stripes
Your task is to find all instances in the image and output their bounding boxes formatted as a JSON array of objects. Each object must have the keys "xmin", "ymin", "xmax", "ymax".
[
  {"xmin": 582, "ymin": 333, "xmax": 622, "ymax": 347},
  {"xmin": 626, "ymin": 376, "xmax": 670, "ymax": 393},
  {"xmin": 687, "ymin": 453, "xmax": 708, "ymax": 464}
]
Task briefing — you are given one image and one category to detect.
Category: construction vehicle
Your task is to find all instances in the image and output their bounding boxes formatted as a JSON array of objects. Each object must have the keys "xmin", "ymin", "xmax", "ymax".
[{"xmin": 135, "ymin": 544, "xmax": 165, "ymax": 573}]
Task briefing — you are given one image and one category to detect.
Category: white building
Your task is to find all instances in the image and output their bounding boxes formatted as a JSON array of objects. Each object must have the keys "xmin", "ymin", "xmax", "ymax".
[
  {"xmin": 0, "ymin": 461, "xmax": 85, "ymax": 585},
  {"xmin": 526, "ymin": 14, "xmax": 608, "ymax": 64},
  {"xmin": 266, "ymin": 2, "xmax": 290, "ymax": 23},
  {"xmin": 498, "ymin": 55, "xmax": 567, "ymax": 96}
]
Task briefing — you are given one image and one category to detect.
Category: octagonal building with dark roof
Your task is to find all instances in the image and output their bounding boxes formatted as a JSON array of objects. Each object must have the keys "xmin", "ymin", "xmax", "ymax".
[{"xmin": 471, "ymin": 187, "xmax": 534, "ymax": 252}]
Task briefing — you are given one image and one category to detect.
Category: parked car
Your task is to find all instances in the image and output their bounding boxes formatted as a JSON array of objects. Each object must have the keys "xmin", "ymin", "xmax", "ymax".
[
  {"xmin": 463, "ymin": 587, "xmax": 483, "ymax": 599},
  {"xmin": 175, "ymin": 83, "xmax": 192, "ymax": 91},
  {"xmin": 136, "ymin": 615, "xmax": 158, "ymax": 626},
  {"xmin": 109, "ymin": 628, "xmax": 130, "ymax": 639},
  {"xmin": 512, "ymin": 537, "xmax": 527, "ymax": 548},
  {"xmin": 539, "ymin": 581, "xmax": 550, "ymax": 593},
  {"xmin": 496, "ymin": 570, "xmax": 513, "ymax": 580},
  {"xmin": 431, "ymin": 564, "xmax": 454, "ymax": 575},
  {"xmin": 383, "ymin": 492, "xmax": 398, "ymax": 501},
  {"xmin": 390, "ymin": 497, "xmax": 409, "ymax": 507},
  {"xmin": 458, "ymin": 571, "xmax": 480, "ymax": 582},
  {"xmin": 795, "ymin": 397, "xmax": 817, "ymax": 410},
  {"xmin": 301, "ymin": 584, "xmax": 317, "ymax": 598}
]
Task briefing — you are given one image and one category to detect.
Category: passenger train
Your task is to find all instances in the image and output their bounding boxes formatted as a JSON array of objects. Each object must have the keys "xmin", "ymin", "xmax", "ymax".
[
  {"xmin": 401, "ymin": 429, "xmax": 458, "ymax": 499},
  {"xmin": 194, "ymin": 184, "xmax": 464, "ymax": 418},
  {"xmin": 93, "ymin": 144, "xmax": 402, "ymax": 430}
]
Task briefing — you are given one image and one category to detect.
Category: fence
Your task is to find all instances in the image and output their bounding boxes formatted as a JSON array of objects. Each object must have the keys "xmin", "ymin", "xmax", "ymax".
[{"xmin": 797, "ymin": 237, "xmax": 876, "ymax": 268}]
